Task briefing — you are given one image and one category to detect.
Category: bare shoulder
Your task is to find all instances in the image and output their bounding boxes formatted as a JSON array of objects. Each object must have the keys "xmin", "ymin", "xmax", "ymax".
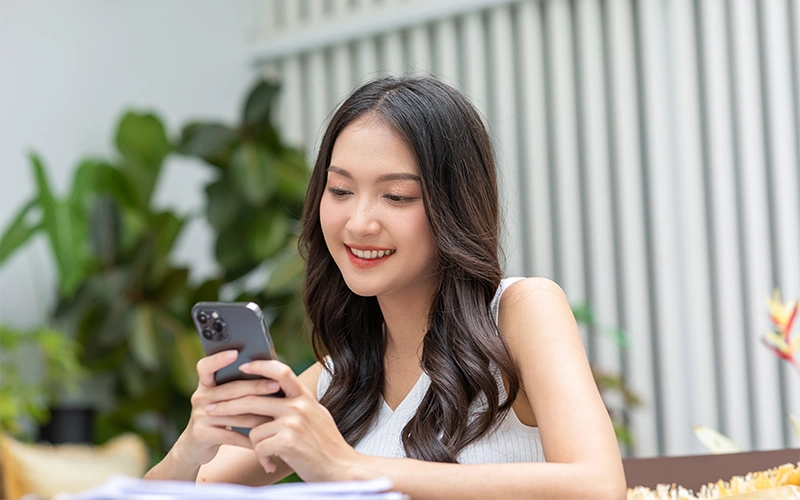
[
  {"xmin": 498, "ymin": 277, "xmax": 573, "ymax": 331},
  {"xmin": 496, "ymin": 277, "xmax": 584, "ymax": 366}
]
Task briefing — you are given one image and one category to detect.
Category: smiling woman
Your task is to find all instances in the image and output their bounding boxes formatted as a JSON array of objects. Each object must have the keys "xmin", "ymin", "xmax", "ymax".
[
  {"xmin": 144, "ymin": 76, "xmax": 627, "ymax": 500},
  {"xmin": 320, "ymin": 117, "xmax": 437, "ymax": 301}
]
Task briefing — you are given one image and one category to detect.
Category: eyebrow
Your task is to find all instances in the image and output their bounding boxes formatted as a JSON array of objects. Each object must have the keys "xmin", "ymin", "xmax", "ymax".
[{"xmin": 328, "ymin": 165, "xmax": 421, "ymax": 183}]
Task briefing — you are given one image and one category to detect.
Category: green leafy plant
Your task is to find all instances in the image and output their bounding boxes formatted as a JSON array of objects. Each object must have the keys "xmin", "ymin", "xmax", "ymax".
[
  {"xmin": 0, "ymin": 324, "xmax": 85, "ymax": 439},
  {"xmin": 176, "ymin": 80, "xmax": 312, "ymax": 371},
  {"xmin": 0, "ymin": 80, "xmax": 312, "ymax": 461}
]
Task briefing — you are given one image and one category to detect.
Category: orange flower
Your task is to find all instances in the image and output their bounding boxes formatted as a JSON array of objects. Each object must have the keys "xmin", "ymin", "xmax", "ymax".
[{"xmin": 762, "ymin": 290, "xmax": 800, "ymax": 376}]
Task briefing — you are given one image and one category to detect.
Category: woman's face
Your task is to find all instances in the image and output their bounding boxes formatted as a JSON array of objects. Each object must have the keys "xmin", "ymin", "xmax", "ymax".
[{"xmin": 319, "ymin": 115, "xmax": 438, "ymax": 301}]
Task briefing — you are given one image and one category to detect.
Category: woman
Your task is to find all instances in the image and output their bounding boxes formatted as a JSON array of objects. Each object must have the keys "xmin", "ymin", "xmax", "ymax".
[{"xmin": 144, "ymin": 76, "xmax": 626, "ymax": 499}]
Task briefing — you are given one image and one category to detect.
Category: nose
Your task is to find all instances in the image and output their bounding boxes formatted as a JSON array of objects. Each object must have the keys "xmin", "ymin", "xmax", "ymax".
[{"xmin": 345, "ymin": 197, "xmax": 381, "ymax": 236}]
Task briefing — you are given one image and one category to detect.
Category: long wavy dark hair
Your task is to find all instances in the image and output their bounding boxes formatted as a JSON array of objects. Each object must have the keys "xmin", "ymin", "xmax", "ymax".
[{"xmin": 298, "ymin": 75, "xmax": 520, "ymax": 463}]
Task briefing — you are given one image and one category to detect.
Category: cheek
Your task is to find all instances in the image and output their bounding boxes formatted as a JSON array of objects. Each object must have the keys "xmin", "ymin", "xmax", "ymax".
[{"xmin": 319, "ymin": 197, "xmax": 344, "ymax": 242}]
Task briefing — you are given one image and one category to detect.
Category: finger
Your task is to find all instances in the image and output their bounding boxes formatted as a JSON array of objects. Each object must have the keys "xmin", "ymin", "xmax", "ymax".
[
  {"xmin": 247, "ymin": 418, "xmax": 281, "ymax": 444},
  {"xmin": 208, "ymin": 395, "xmax": 292, "ymax": 419},
  {"xmin": 206, "ymin": 378, "xmax": 282, "ymax": 402},
  {"xmin": 202, "ymin": 426, "xmax": 253, "ymax": 449},
  {"xmin": 197, "ymin": 350, "xmax": 238, "ymax": 387},
  {"xmin": 238, "ymin": 360, "xmax": 306, "ymax": 398},
  {"xmin": 204, "ymin": 414, "xmax": 272, "ymax": 429}
]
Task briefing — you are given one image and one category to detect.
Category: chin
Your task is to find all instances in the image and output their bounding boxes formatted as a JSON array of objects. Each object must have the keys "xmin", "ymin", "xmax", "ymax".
[{"xmin": 341, "ymin": 278, "xmax": 382, "ymax": 298}]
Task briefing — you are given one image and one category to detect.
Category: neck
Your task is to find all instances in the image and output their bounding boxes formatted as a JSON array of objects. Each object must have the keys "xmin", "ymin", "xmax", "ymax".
[{"xmin": 377, "ymin": 290, "xmax": 432, "ymax": 359}]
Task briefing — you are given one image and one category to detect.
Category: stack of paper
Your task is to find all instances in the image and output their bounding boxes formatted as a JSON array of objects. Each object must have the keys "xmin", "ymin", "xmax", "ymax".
[{"xmin": 61, "ymin": 476, "xmax": 408, "ymax": 500}]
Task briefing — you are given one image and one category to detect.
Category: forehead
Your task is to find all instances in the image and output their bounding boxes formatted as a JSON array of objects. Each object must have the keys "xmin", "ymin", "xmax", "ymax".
[{"xmin": 329, "ymin": 115, "xmax": 419, "ymax": 176}]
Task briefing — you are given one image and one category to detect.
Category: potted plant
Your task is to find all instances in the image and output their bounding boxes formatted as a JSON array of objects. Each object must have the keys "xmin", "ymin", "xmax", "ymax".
[{"xmin": 0, "ymin": 79, "xmax": 313, "ymax": 460}]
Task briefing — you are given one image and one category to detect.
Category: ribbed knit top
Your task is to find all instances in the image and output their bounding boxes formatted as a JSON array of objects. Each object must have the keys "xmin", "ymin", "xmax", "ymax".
[{"xmin": 316, "ymin": 277, "xmax": 545, "ymax": 464}]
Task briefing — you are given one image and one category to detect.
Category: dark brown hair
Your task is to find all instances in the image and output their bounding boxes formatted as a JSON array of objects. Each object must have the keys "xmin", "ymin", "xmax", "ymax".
[{"xmin": 299, "ymin": 75, "xmax": 520, "ymax": 462}]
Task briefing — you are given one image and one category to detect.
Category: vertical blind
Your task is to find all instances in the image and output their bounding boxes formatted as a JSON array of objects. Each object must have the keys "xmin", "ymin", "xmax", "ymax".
[{"xmin": 250, "ymin": 0, "xmax": 800, "ymax": 458}]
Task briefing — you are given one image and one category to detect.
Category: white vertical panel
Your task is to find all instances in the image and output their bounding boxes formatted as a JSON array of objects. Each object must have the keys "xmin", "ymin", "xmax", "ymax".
[
  {"xmin": 381, "ymin": 31, "xmax": 406, "ymax": 76},
  {"xmin": 546, "ymin": 0, "xmax": 585, "ymax": 304},
  {"xmin": 280, "ymin": 57, "xmax": 306, "ymax": 148},
  {"xmin": 516, "ymin": 1, "xmax": 554, "ymax": 280},
  {"xmin": 488, "ymin": 5, "xmax": 523, "ymax": 277},
  {"xmin": 331, "ymin": 44, "xmax": 354, "ymax": 108},
  {"xmin": 762, "ymin": 0, "xmax": 800, "ymax": 447},
  {"xmin": 354, "ymin": 38, "xmax": 380, "ymax": 83},
  {"xmin": 332, "ymin": 0, "xmax": 350, "ymax": 17},
  {"xmin": 305, "ymin": 51, "xmax": 330, "ymax": 160},
  {"xmin": 638, "ymin": 0, "xmax": 690, "ymax": 455},
  {"xmin": 285, "ymin": 0, "xmax": 301, "ymax": 29},
  {"xmin": 698, "ymin": 0, "xmax": 752, "ymax": 450},
  {"xmin": 408, "ymin": 24, "xmax": 431, "ymax": 74},
  {"xmin": 575, "ymin": 0, "xmax": 619, "ymax": 375},
  {"xmin": 461, "ymin": 12, "xmax": 489, "ymax": 120},
  {"xmin": 432, "ymin": 19, "xmax": 460, "ymax": 87},
  {"xmin": 308, "ymin": 0, "xmax": 327, "ymax": 22},
  {"xmin": 730, "ymin": 0, "xmax": 783, "ymax": 450},
  {"xmin": 668, "ymin": 0, "xmax": 718, "ymax": 449},
  {"xmin": 605, "ymin": 0, "xmax": 658, "ymax": 457}
]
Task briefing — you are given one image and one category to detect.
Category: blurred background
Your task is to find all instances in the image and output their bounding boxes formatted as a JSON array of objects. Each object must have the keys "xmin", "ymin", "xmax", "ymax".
[{"xmin": 0, "ymin": 0, "xmax": 798, "ymax": 464}]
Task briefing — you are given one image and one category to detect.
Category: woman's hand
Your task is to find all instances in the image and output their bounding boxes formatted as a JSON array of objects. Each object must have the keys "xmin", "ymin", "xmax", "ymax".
[
  {"xmin": 206, "ymin": 359, "xmax": 362, "ymax": 482},
  {"xmin": 173, "ymin": 350, "xmax": 283, "ymax": 470}
]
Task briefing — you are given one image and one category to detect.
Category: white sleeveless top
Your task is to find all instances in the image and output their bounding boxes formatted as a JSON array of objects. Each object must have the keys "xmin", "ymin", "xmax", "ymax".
[{"xmin": 316, "ymin": 277, "xmax": 545, "ymax": 464}]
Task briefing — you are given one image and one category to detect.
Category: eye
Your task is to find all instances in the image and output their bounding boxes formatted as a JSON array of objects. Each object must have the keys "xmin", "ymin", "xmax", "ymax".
[
  {"xmin": 327, "ymin": 187, "xmax": 351, "ymax": 198},
  {"xmin": 384, "ymin": 194, "xmax": 417, "ymax": 204}
]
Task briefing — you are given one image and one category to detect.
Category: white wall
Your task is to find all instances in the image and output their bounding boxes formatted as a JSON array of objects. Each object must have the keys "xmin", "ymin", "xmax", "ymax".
[{"xmin": 0, "ymin": 0, "xmax": 258, "ymax": 327}]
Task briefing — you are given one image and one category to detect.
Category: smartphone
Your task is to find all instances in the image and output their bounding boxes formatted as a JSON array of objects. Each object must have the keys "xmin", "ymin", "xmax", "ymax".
[{"xmin": 191, "ymin": 301, "xmax": 283, "ymax": 434}]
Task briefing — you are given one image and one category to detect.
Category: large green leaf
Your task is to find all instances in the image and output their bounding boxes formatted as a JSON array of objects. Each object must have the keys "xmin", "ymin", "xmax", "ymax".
[
  {"xmin": 273, "ymin": 149, "xmax": 310, "ymax": 204},
  {"xmin": 131, "ymin": 305, "xmax": 160, "ymax": 372},
  {"xmin": 30, "ymin": 153, "xmax": 89, "ymax": 297},
  {"xmin": 243, "ymin": 81, "xmax": 279, "ymax": 129},
  {"xmin": 205, "ymin": 179, "xmax": 240, "ymax": 231},
  {"xmin": 189, "ymin": 278, "xmax": 223, "ymax": 305},
  {"xmin": 155, "ymin": 267, "xmax": 189, "ymax": 303},
  {"xmin": 171, "ymin": 332, "xmax": 203, "ymax": 396},
  {"xmin": 148, "ymin": 212, "xmax": 185, "ymax": 285},
  {"xmin": 178, "ymin": 123, "xmax": 238, "ymax": 167},
  {"xmin": 93, "ymin": 161, "xmax": 137, "ymax": 208},
  {"xmin": 248, "ymin": 210, "xmax": 289, "ymax": 261},
  {"xmin": 265, "ymin": 249, "xmax": 304, "ymax": 296},
  {"xmin": 116, "ymin": 113, "xmax": 170, "ymax": 208},
  {"xmin": 116, "ymin": 112, "xmax": 170, "ymax": 167},
  {"xmin": 215, "ymin": 221, "xmax": 256, "ymax": 278},
  {"xmin": 0, "ymin": 199, "xmax": 41, "ymax": 266},
  {"xmin": 230, "ymin": 143, "xmax": 277, "ymax": 206}
]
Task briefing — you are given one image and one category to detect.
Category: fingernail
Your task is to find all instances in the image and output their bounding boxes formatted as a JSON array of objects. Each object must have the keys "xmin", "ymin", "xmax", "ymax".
[
  {"xmin": 267, "ymin": 381, "xmax": 280, "ymax": 391},
  {"xmin": 205, "ymin": 404, "xmax": 216, "ymax": 413},
  {"xmin": 239, "ymin": 363, "xmax": 250, "ymax": 371}
]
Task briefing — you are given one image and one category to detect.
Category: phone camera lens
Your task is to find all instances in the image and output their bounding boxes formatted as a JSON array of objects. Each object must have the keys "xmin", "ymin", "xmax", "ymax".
[
  {"xmin": 202, "ymin": 327, "xmax": 214, "ymax": 340},
  {"xmin": 213, "ymin": 320, "xmax": 226, "ymax": 333},
  {"xmin": 196, "ymin": 311, "xmax": 209, "ymax": 324}
]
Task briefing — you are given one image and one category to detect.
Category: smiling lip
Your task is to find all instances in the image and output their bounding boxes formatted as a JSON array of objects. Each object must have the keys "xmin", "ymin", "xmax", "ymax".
[{"xmin": 346, "ymin": 245, "xmax": 395, "ymax": 268}]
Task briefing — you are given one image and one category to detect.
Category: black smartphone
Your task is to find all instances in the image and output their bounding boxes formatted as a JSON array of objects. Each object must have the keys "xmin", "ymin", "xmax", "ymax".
[{"xmin": 191, "ymin": 301, "xmax": 283, "ymax": 434}]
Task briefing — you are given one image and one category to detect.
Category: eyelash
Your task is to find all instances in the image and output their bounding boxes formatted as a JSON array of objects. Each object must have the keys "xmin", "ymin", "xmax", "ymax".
[{"xmin": 325, "ymin": 187, "xmax": 417, "ymax": 204}]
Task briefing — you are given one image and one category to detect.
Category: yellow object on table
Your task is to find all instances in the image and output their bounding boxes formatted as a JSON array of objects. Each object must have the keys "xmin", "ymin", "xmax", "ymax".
[{"xmin": 627, "ymin": 462, "xmax": 800, "ymax": 499}]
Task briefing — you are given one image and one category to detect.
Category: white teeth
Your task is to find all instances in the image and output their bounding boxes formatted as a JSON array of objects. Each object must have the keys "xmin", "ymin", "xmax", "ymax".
[{"xmin": 350, "ymin": 247, "xmax": 395, "ymax": 259}]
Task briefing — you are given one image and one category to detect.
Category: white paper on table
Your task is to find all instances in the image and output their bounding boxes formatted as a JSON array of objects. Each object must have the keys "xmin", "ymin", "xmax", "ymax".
[{"xmin": 61, "ymin": 475, "xmax": 408, "ymax": 500}]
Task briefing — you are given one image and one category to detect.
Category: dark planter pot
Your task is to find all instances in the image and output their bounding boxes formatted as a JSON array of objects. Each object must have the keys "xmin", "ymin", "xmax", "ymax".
[{"xmin": 39, "ymin": 407, "xmax": 95, "ymax": 444}]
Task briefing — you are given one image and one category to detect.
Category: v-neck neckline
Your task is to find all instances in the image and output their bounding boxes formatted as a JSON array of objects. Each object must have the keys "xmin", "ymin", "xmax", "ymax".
[{"xmin": 381, "ymin": 371, "xmax": 429, "ymax": 413}]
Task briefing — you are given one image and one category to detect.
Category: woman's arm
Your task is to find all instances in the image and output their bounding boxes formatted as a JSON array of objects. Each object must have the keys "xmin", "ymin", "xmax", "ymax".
[
  {"xmin": 214, "ymin": 278, "xmax": 625, "ymax": 498},
  {"xmin": 338, "ymin": 277, "xmax": 626, "ymax": 499}
]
